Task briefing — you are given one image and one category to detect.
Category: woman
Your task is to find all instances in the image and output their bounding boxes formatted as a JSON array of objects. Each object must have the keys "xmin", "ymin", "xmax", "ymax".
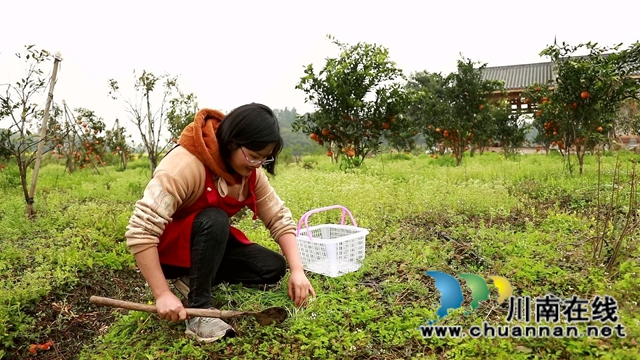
[{"xmin": 125, "ymin": 103, "xmax": 315, "ymax": 343}]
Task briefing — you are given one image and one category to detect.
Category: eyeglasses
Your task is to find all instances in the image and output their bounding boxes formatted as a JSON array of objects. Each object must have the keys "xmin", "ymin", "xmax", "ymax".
[{"xmin": 240, "ymin": 147, "xmax": 275, "ymax": 166}]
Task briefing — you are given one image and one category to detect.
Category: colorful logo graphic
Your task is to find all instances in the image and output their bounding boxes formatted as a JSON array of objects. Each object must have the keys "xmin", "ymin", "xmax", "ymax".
[{"xmin": 426, "ymin": 271, "xmax": 512, "ymax": 324}]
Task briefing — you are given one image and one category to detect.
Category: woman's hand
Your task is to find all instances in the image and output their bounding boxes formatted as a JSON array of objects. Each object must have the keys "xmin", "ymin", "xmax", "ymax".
[
  {"xmin": 133, "ymin": 249, "xmax": 187, "ymax": 322},
  {"xmin": 277, "ymin": 233, "xmax": 317, "ymax": 306},
  {"xmin": 155, "ymin": 290, "xmax": 187, "ymax": 322},
  {"xmin": 288, "ymin": 269, "xmax": 316, "ymax": 307}
]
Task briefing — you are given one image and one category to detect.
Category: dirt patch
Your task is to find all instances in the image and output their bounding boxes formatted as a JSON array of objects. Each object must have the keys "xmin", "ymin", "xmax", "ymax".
[{"xmin": 5, "ymin": 268, "xmax": 150, "ymax": 360}]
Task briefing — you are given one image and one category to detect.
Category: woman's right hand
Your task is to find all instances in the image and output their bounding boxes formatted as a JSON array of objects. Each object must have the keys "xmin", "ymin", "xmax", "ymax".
[{"xmin": 155, "ymin": 291, "xmax": 187, "ymax": 322}]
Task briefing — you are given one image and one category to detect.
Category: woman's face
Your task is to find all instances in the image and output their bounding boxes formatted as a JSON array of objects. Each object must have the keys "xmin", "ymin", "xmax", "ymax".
[{"xmin": 229, "ymin": 143, "xmax": 276, "ymax": 177}]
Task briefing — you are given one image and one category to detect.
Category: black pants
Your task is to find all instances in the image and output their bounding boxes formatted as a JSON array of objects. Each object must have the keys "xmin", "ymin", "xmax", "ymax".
[{"xmin": 160, "ymin": 208, "xmax": 287, "ymax": 308}]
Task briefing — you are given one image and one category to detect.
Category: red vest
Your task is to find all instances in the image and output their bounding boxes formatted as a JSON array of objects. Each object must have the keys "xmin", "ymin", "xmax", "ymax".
[{"xmin": 157, "ymin": 169, "xmax": 258, "ymax": 267}]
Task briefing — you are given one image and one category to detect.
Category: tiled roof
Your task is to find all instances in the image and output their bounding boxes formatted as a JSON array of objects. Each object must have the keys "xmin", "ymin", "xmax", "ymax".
[
  {"xmin": 482, "ymin": 55, "xmax": 640, "ymax": 91},
  {"xmin": 482, "ymin": 62, "xmax": 554, "ymax": 90}
]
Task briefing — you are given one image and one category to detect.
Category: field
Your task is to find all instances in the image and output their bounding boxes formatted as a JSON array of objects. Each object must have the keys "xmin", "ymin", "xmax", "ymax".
[{"xmin": 0, "ymin": 150, "xmax": 639, "ymax": 359}]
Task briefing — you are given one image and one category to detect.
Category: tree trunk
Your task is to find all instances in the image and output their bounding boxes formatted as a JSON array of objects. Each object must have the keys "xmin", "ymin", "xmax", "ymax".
[
  {"xmin": 18, "ymin": 159, "xmax": 30, "ymax": 210},
  {"xmin": 66, "ymin": 156, "xmax": 75, "ymax": 173},
  {"xmin": 120, "ymin": 152, "xmax": 128, "ymax": 170},
  {"xmin": 577, "ymin": 150, "xmax": 585, "ymax": 175},
  {"xmin": 145, "ymin": 90, "xmax": 157, "ymax": 175},
  {"xmin": 149, "ymin": 151, "xmax": 157, "ymax": 174}
]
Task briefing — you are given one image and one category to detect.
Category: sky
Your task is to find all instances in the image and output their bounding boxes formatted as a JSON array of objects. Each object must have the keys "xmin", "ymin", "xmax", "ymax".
[{"xmin": 1, "ymin": 0, "xmax": 639, "ymax": 141}]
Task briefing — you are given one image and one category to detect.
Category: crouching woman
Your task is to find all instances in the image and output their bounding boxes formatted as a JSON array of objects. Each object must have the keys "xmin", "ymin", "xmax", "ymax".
[{"xmin": 125, "ymin": 103, "xmax": 315, "ymax": 342}]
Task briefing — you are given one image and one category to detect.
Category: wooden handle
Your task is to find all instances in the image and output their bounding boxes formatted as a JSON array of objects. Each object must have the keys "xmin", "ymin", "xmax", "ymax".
[{"xmin": 89, "ymin": 296, "xmax": 244, "ymax": 318}]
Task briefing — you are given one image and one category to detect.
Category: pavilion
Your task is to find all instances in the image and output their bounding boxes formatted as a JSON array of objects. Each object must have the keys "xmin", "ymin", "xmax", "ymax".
[{"xmin": 481, "ymin": 59, "xmax": 640, "ymax": 113}]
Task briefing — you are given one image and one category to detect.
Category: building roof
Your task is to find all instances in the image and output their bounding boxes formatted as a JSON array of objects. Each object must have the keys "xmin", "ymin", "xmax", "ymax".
[
  {"xmin": 482, "ymin": 55, "xmax": 640, "ymax": 92},
  {"xmin": 482, "ymin": 62, "xmax": 554, "ymax": 91}
]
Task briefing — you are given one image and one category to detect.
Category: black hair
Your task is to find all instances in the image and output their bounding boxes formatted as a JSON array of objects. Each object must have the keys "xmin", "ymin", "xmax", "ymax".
[{"xmin": 217, "ymin": 103, "xmax": 283, "ymax": 175}]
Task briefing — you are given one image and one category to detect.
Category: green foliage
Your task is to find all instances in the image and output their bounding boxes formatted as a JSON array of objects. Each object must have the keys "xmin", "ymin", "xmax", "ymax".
[
  {"xmin": 273, "ymin": 108, "xmax": 319, "ymax": 156},
  {"xmin": 47, "ymin": 105, "xmax": 112, "ymax": 174},
  {"xmin": 532, "ymin": 41, "xmax": 640, "ymax": 174},
  {"xmin": 2, "ymin": 150, "xmax": 640, "ymax": 359},
  {"xmin": 486, "ymin": 100, "xmax": 531, "ymax": 157},
  {"xmin": 382, "ymin": 114, "xmax": 420, "ymax": 153},
  {"xmin": 524, "ymin": 84, "xmax": 557, "ymax": 154},
  {"xmin": 293, "ymin": 35, "xmax": 409, "ymax": 166},
  {"xmin": 407, "ymin": 58, "xmax": 503, "ymax": 165},
  {"xmin": 103, "ymin": 118, "xmax": 134, "ymax": 171},
  {"xmin": 166, "ymin": 91, "xmax": 198, "ymax": 141},
  {"xmin": 0, "ymin": 45, "xmax": 55, "ymax": 208},
  {"xmin": 0, "ymin": 165, "xmax": 136, "ymax": 352}
]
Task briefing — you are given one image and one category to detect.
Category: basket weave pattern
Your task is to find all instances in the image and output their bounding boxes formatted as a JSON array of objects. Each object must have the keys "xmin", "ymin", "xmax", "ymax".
[{"xmin": 296, "ymin": 206, "xmax": 369, "ymax": 277}]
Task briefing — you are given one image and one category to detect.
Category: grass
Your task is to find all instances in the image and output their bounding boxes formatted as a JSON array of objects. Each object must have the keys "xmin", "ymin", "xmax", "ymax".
[{"xmin": 0, "ymin": 150, "xmax": 638, "ymax": 359}]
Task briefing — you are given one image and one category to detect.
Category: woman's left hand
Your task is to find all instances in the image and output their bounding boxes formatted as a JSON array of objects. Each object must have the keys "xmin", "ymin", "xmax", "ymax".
[{"xmin": 288, "ymin": 269, "xmax": 316, "ymax": 307}]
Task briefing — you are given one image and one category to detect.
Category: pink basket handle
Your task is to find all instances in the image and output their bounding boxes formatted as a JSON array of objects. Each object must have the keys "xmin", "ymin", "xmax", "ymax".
[{"xmin": 295, "ymin": 205, "xmax": 358, "ymax": 239}]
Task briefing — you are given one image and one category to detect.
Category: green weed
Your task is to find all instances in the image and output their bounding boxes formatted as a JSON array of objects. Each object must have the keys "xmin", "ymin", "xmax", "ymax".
[{"xmin": 1, "ymin": 151, "xmax": 638, "ymax": 359}]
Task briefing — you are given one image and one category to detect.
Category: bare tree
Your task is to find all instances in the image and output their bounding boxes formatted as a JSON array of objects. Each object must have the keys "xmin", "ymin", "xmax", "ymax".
[
  {"xmin": 0, "ymin": 45, "xmax": 60, "ymax": 217},
  {"xmin": 108, "ymin": 70, "xmax": 179, "ymax": 174}
]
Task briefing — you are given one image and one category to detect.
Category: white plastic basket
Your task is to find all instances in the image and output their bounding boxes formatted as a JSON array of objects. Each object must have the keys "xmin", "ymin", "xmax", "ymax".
[{"xmin": 295, "ymin": 205, "xmax": 369, "ymax": 277}]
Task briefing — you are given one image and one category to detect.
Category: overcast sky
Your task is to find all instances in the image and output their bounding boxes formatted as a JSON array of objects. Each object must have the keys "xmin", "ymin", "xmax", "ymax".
[{"xmin": 1, "ymin": 0, "xmax": 639, "ymax": 137}]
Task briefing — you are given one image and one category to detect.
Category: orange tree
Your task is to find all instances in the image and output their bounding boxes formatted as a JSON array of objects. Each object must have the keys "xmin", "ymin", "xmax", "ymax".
[
  {"xmin": 49, "ymin": 105, "xmax": 109, "ymax": 173},
  {"xmin": 469, "ymin": 99, "xmax": 503, "ymax": 155},
  {"xmin": 406, "ymin": 58, "xmax": 502, "ymax": 165},
  {"xmin": 383, "ymin": 114, "xmax": 420, "ymax": 154},
  {"xmin": 104, "ymin": 119, "xmax": 133, "ymax": 170},
  {"xmin": 405, "ymin": 71, "xmax": 447, "ymax": 154},
  {"xmin": 535, "ymin": 41, "xmax": 640, "ymax": 174},
  {"xmin": 523, "ymin": 84, "xmax": 558, "ymax": 154},
  {"xmin": 486, "ymin": 99, "xmax": 530, "ymax": 158},
  {"xmin": 293, "ymin": 35, "xmax": 407, "ymax": 167}
]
